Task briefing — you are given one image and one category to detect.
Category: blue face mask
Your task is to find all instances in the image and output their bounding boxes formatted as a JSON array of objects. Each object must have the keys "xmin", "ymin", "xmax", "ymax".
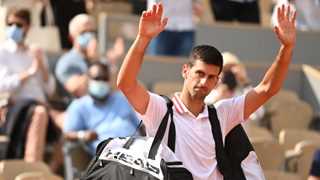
[
  {"xmin": 6, "ymin": 25, "xmax": 24, "ymax": 44},
  {"xmin": 77, "ymin": 32, "xmax": 94, "ymax": 49},
  {"xmin": 88, "ymin": 80, "xmax": 111, "ymax": 99}
]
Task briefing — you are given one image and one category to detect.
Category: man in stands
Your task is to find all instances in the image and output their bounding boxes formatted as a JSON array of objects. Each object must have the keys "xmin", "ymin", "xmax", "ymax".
[
  {"xmin": 55, "ymin": 14, "xmax": 124, "ymax": 99},
  {"xmin": 117, "ymin": 3, "xmax": 296, "ymax": 179},
  {"xmin": 64, "ymin": 62, "xmax": 141, "ymax": 155},
  {"xmin": 0, "ymin": 7, "xmax": 56, "ymax": 162}
]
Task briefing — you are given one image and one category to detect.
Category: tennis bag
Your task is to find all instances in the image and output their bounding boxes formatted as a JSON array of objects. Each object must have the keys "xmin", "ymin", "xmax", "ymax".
[{"xmin": 80, "ymin": 97, "xmax": 193, "ymax": 180}]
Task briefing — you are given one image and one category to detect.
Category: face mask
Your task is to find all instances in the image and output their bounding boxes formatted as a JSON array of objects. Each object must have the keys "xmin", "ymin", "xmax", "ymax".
[
  {"xmin": 77, "ymin": 32, "xmax": 94, "ymax": 49},
  {"xmin": 6, "ymin": 25, "xmax": 24, "ymax": 44},
  {"xmin": 88, "ymin": 80, "xmax": 111, "ymax": 100}
]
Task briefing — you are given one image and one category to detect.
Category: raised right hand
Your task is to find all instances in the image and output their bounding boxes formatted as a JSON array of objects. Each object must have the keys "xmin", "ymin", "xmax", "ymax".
[{"xmin": 138, "ymin": 3, "xmax": 168, "ymax": 39}]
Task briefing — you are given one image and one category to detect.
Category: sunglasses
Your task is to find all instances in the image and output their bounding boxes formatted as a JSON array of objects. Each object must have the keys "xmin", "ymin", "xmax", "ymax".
[
  {"xmin": 7, "ymin": 22, "xmax": 24, "ymax": 28},
  {"xmin": 91, "ymin": 76, "xmax": 109, "ymax": 81}
]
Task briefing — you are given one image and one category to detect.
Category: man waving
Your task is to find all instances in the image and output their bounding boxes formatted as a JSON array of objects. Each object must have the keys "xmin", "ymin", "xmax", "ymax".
[{"xmin": 117, "ymin": 3, "xmax": 296, "ymax": 180}]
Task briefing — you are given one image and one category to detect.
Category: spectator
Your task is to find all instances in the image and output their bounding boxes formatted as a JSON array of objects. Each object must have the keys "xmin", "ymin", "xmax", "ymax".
[
  {"xmin": 210, "ymin": 0, "xmax": 261, "ymax": 24},
  {"xmin": 55, "ymin": 14, "xmax": 124, "ymax": 99},
  {"xmin": 272, "ymin": 0, "xmax": 320, "ymax": 31},
  {"xmin": 117, "ymin": 3, "xmax": 296, "ymax": 179},
  {"xmin": 0, "ymin": 7, "xmax": 56, "ymax": 162},
  {"xmin": 309, "ymin": 149, "xmax": 320, "ymax": 180},
  {"xmin": 147, "ymin": 0, "xmax": 204, "ymax": 57},
  {"xmin": 64, "ymin": 62, "xmax": 141, "ymax": 155},
  {"xmin": 205, "ymin": 70, "xmax": 238, "ymax": 103}
]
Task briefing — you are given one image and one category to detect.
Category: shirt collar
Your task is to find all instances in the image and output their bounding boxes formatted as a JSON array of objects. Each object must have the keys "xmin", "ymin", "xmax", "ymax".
[{"xmin": 172, "ymin": 92, "xmax": 209, "ymax": 119}]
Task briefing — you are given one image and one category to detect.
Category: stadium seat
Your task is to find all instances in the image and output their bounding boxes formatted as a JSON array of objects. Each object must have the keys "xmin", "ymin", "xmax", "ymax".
[
  {"xmin": 244, "ymin": 124, "xmax": 274, "ymax": 142},
  {"xmin": 268, "ymin": 98, "xmax": 313, "ymax": 136},
  {"xmin": 252, "ymin": 140, "xmax": 285, "ymax": 170},
  {"xmin": 279, "ymin": 129, "xmax": 320, "ymax": 151},
  {"xmin": 15, "ymin": 172, "xmax": 63, "ymax": 180},
  {"xmin": 0, "ymin": 160, "xmax": 52, "ymax": 180},
  {"xmin": 153, "ymin": 81, "xmax": 184, "ymax": 97},
  {"xmin": 264, "ymin": 170, "xmax": 301, "ymax": 180},
  {"xmin": 285, "ymin": 141, "xmax": 320, "ymax": 179},
  {"xmin": 63, "ymin": 141, "xmax": 92, "ymax": 180}
]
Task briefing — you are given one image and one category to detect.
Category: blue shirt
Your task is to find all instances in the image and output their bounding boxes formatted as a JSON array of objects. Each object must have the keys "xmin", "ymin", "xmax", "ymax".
[
  {"xmin": 310, "ymin": 149, "xmax": 320, "ymax": 177},
  {"xmin": 55, "ymin": 49, "xmax": 88, "ymax": 85},
  {"xmin": 64, "ymin": 91, "xmax": 141, "ymax": 155}
]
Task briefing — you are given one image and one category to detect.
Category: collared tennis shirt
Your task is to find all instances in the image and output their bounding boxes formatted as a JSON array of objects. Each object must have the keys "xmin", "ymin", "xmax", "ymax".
[{"xmin": 137, "ymin": 92, "xmax": 265, "ymax": 180}]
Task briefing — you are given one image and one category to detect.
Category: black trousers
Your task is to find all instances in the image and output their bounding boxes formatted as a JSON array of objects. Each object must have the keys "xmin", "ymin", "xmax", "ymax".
[{"xmin": 211, "ymin": 0, "xmax": 261, "ymax": 24}]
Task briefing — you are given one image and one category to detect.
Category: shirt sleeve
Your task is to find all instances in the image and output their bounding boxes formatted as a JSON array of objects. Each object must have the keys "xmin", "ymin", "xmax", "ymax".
[
  {"xmin": 214, "ymin": 93, "xmax": 247, "ymax": 136},
  {"xmin": 136, "ymin": 92, "xmax": 167, "ymax": 136},
  {"xmin": 0, "ymin": 67, "xmax": 21, "ymax": 93},
  {"xmin": 64, "ymin": 100, "xmax": 86, "ymax": 132}
]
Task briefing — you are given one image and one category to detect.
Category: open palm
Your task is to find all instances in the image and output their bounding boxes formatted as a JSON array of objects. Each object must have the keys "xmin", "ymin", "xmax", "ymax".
[
  {"xmin": 274, "ymin": 4, "xmax": 297, "ymax": 47},
  {"xmin": 138, "ymin": 3, "xmax": 168, "ymax": 39}
]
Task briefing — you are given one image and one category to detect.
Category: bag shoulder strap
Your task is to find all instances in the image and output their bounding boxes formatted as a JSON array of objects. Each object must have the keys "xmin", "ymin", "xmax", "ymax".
[
  {"xmin": 207, "ymin": 105, "xmax": 232, "ymax": 179},
  {"xmin": 160, "ymin": 95, "xmax": 176, "ymax": 152},
  {"xmin": 147, "ymin": 95, "xmax": 174, "ymax": 159}
]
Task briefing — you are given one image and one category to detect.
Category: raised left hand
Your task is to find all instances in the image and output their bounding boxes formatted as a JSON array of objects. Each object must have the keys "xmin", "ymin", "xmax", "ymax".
[{"xmin": 274, "ymin": 4, "xmax": 297, "ymax": 47}]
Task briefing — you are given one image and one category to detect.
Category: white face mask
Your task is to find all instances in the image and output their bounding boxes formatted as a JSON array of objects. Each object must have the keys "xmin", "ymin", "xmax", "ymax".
[{"xmin": 88, "ymin": 80, "xmax": 111, "ymax": 99}]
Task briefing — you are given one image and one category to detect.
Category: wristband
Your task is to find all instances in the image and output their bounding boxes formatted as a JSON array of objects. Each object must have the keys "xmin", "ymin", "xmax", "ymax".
[{"xmin": 77, "ymin": 130, "xmax": 86, "ymax": 140}]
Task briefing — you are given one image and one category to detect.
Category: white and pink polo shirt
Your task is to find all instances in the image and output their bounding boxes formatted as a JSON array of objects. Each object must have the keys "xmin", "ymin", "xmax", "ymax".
[{"xmin": 137, "ymin": 92, "xmax": 265, "ymax": 180}]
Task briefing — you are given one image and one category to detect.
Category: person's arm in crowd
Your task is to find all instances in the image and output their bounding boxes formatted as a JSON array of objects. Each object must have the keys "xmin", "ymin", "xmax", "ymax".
[
  {"xmin": 106, "ymin": 37, "xmax": 125, "ymax": 70},
  {"xmin": 64, "ymin": 131, "xmax": 97, "ymax": 142},
  {"xmin": 0, "ymin": 58, "xmax": 39, "ymax": 92},
  {"xmin": 244, "ymin": 4, "xmax": 296, "ymax": 120},
  {"xmin": 30, "ymin": 45, "xmax": 49, "ymax": 82},
  {"xmin": 63, "ymin": 101, "xmax": 97, "ymax": 142},
  {"xmin": 117, "ymin": 3, "xmax": 168, "ymax": 114},
  {"xmin": 30, "ymin": 45, "xmax": 56, "ymax": 96}
]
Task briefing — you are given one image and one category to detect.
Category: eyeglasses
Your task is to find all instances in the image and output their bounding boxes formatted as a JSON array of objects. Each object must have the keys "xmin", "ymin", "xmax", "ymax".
[
  {"xmin": 90, "ymin": 76, "xmax": 109, "ymax": 81},
  {"xmin": 7, "ymin": 22, "xmax": 24, "ymax": 28}
]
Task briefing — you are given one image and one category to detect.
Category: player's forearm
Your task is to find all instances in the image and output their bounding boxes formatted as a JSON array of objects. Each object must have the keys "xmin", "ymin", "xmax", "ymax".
[
  {"xmin": 258, "ymin": 45, "xmax": 294, "ymax": 96},
  {"xmin": 117, "ymin": 35, "xmax": 151, "ymax": 92}
]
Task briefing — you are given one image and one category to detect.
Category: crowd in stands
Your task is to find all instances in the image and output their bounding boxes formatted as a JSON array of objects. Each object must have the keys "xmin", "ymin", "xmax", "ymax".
[{"xmin": 0, "ymin": 0, "xmax": 319, "ymax": 179}]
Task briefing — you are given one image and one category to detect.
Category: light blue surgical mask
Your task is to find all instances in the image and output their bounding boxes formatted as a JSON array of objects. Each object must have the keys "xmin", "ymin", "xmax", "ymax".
[
  {"xmin": 6, "ymin": 25, "xmax": 24, "ymax": 44},
  {"xmin": 77, "ymin": 32, "xmax": 94, "ymax": 49},
  {"xmin": 88, "ymin": 80, "xmax": 111, "ymax": 99}
]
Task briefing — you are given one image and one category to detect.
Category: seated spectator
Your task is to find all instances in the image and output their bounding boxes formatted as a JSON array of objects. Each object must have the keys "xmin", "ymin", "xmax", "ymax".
[
  {"xmin": 272, "ymin": 0, "xmax": 320, "ymax": 31},
  {"xmin": 55, "ymin": 13, "xmax": 124, "ymax": 98},
  {"xmin": 309, "ymin": 149, "xmax": 320, "ymax": 180},
  {"xmin": 63, "ymin": 62, "xmax": 141, "ymax": 155},
  {"xmin": 0, "ymin": 7, "xmax": 57, "ymax": 162},
  {"xmin": 205, "ymin": 52, "xmax": 265, "ymax": 122},
  {"xmin": 210, "ymin": 0, "xmax": 261, "ymax": 24},
  {"xmin": 206, "ymin": 70, "xmax": 238, "ymax": 103},
  {"xmin": 55, "ymin": 14, "xmax": 96, "ymax": 98}
]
